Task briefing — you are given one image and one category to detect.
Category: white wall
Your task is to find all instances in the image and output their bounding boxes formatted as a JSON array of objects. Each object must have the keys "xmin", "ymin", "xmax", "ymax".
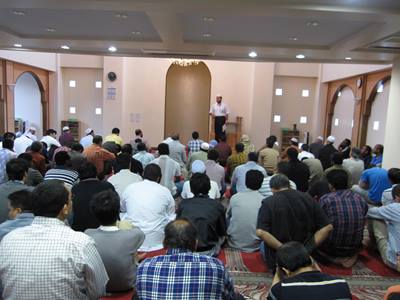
[
  {"xmin": 330, "ymin": 87, "xmax": 355, "ymax": 146},
  {"xmin": 0, "ymin": 50, "xmax": 57, "ymax": 71},
  {"xmin": 14, "ymin": 73, "xmax": 43, "ymax": 137},
  {"xmin": 60, "ymin": 54, "xmax": 103, "ymax": 69},
  {"xmin": 366, "ymin": 82, "xmax": 390, "ymax": 146},
  {"xmin": 321, "ymin": 63, "xmax": 391, "ymax": 83},
  {"xmin": 275, "ymin": 63, "xmax": 319, "ymax": 78}
]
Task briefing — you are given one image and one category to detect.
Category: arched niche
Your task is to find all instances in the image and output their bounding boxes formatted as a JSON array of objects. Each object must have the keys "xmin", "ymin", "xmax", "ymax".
[
  {"xmin": 164, "ymin": 61, "xmax": 211, "ymax": 143},
  {"xmin": 14, "ymin": 72, "xmax": 44, "ymax": 136},
  {"xmin": 330, "ymin": 86, "xmax": 356, "ymax": 145}
]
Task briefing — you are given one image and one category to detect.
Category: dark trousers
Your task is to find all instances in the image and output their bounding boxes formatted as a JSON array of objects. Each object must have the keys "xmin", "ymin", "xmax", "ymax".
[{"xmin": 214, "ymin": 116, "xmax": 226, "ymax": 140}]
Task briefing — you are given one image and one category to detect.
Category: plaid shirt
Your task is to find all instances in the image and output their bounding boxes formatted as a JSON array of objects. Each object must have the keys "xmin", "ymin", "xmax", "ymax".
[
  {"xmin": 0, "ymin": 148, "xmax": 17, "ymax": 184},
  {"xmin": 136, "ymin": 248, "xmax": 236, "ymax": 300},
  {"xmin": 0, "ymin": 217, "xmax": 108, "ymax": 299},
  {"xmin": 188, "ymin": 139, "xmax": 204, "ymax": 154},
  {"xmin": 320, "ymin": 190, "xmax": 368, "ymax": 250}
]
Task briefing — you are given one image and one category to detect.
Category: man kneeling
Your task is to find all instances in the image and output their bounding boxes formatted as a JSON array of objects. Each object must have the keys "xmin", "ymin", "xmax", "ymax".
[{"xmin": 268, "ymin": 242, "xmax": 352, "ymax": 300}]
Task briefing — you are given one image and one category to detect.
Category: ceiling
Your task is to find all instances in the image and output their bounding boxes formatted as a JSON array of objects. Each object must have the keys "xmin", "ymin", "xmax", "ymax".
[{"xmin": 1, "ymin": 0, "xmax": 400, "ymax": 63}]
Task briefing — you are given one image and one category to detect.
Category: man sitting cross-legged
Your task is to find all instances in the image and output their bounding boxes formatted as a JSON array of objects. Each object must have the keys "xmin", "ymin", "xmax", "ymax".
[
  {"xmin": 136, "ymin": 219, "xmax": 244, "ymax": 300},
  {"xmin": 85, "ymin": 190, "xmax": 144, "ymax": 293},
  {"xmin": 317, "ymin": 169, "xmax": 368, "ymax": 267},
  {"xmin": 267, "ymin": 242, "xmax": 352, "ymax": 300},
  {"xmin": 0, "ymin": 180, "xmax": 108, "ymax": 299},
  {"xmin": 256, "ymin": 174, "xmax": 333, "ymax": 271}
]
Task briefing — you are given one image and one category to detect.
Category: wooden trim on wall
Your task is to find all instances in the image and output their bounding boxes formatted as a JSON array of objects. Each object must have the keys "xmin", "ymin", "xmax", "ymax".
[{"xmin": 323, "ymin": 68, "xmax": 392, "ymax": 147}]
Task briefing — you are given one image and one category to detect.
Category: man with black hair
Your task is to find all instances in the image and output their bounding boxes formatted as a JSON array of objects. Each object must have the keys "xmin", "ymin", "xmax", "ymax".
[
  {"xmin": 168, "ymin": 133, "xmax": 187, "ymax": 168},
  {"xmin": 83, "ymin": 135, "xmax": 115, "ymax": 174},
  {"xmin": 85, "ymin": 190, "xmax": 144, "ymax": 293},
  {"xmin": 121, "ymin": 163, "xmax": 175, "ymax": 251},
  {"xmin": 267, "ymin": 242, "xmax": 351, "ymax": 300},
  {"xmin": 0, "ymin": 159, "xmax": 32, "ymax": 223},
  {"xmin": 343, "ymin": 147, "xmax": 365, "ymax": 186},
  {"xmin": 120, "ymin": 144, "xmax": 144, "ymax": 176},
  {"xmin": 0, "ymin": 190, "xmax": 34, "ymax": 240},
  {"xmin": 0, "ymin": 180, "xmax": 108, "ymax": 299},
  {"xmin": 28, "ymin": 141, "xmax": 46, "ymax": 175},
  {"xmin": 231, "ymin": 152, "xmax": 266, "ymax": 194},
  {"xmin": 187, "ymin": 131, "xmax": 203, "ymax": 154},
  {"xmin": 133, "ymin": 142, "xmax": 154, "ymax": 168},
  {"xmin": 44, "ymin": 151, "xmax": 79, "ymax": 189},
  {"xmin": 318, "ymin": 169, "xmax": 368, "ymax": 267},
  {"xmin": 108, "ymin": 153, "xmax": 142, "ymax": 198},
  {"xmin": 105, "ymin": 127, "xmax": 123, "ymax": 146},
  {"xmin": 177, "ymin": 173, "xmax": 226, "ymax": 256},
  {"xmin": 256, "ymin": 174, "xmax": 333, "ymax": 270},
  {"xmin": 227, "ymin": 142, "xmax": 247, "ymax": 178},
  {"xmin": 259, "ymin": 136, "xmax": 280, "ymax": 176},
  {"xmin": 298, "ymin": 144, "xmax": 315, "ymax": 161},
  {"xmin": 68, "ymin": 142, "xmax": 87, "ymax": 172},
  {"xmin": 381, "ymin": 168, "xmax": 400, "ymax": 206},
  {"xmin": 0, "ymin": 139, "xmax": 17, "ymax": 184},
  {"xmin": 136, "ymin": 219, "xmax": 241, "ymax": 300},
  {"xmin": 259, "ymin": 161, "xmax": 297, "ymax": 197},
  {"xmin": 227, "ymin": 170, "xmax": 264, "ymax": 252},
  {"xmin": 214, "ymin": 134, "xmax": 231, "ymax": 167},
  {"xmin": 371, "ymin": 144, "xmax": 384, "ymax": 168},
  {"xmin": 286, "ymin": 147, "xmax": 310, "ymax": 192},
  {"xmin": 18, "ymin": 152, "xmax": 43, "ymax": 187},
  {"xmin": 187, "ymin": 142, "xmax": 209, "ymax": 172},
  {"xmin": 324, "ymin": 152, "xmax": 352, "ymax": 188},
  {"xmin": 40, "ymin": 128, "xmax": 61, "ymax": 150},
  {"xmin": 205, "ymin": 149, "xmax": 226, "ymax": 194},
  {"xmin": 71, "ymin": 162, "xmax": 115, "ymax": 232},
  {"xmin": 153, "ymin": 143, "xmax": 181, "ymax": 196}
]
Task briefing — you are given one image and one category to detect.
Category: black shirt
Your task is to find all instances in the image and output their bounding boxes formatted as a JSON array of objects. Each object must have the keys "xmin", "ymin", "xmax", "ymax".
[
  {"xmin": 309, "ymin": 142, "xmax": 323, "ymax": 158},
  {"xmin": 177, "ymin": 196, "xmax": 226, "ymax": 250},
  {"xmin": 317, "ymin": 144, "xmax": 338, "ymax": 170},
  {"xmin": 267, "ymin": 271, "xmax": 352, "ymax": 300},
  {"xmin": 288, "ymin": 160, "xmax": 310, "ymax": 192},
  {"xmin": 71, "ymin": 179, "xmax": 115, "ymax": 232},
  {"xmin": 257, "ymin": 189, "xmax": 330, "ymax": 252}
]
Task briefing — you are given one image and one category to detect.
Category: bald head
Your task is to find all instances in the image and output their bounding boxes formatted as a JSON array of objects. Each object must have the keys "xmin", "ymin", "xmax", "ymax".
[{"xmin": 163, "ymin": 219, "xmax": 198, "ymax": 251}]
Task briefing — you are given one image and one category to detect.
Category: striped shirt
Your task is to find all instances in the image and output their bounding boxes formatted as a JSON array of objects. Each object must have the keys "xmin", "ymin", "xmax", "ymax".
[
  {"xmin": 259, "ymin": 175, "xmax": 297, "ymax": 198},
  {"xmin": 44, "ymin": 167, "xmax": 79, "ymax": 189}
]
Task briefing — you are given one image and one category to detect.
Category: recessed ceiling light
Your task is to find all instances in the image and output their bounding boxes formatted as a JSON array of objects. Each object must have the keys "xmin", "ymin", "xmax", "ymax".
[
  {"xmin": 108, "ymin": 46, "xmax": 117, "ymax": 52},
  {"xmin": 306, "ymin": 21, "xmax": 319, "ymax": 27},
  {"xmin": 203, "ymin": 33, "xmax": 212, "ymax": 38},
  {"xmin": 248, "ymin": 51, "xmax": 257, "ymax": 58},
  {"xmin": 296, "ymin": 54, "xmax": 305, "ymax": 59},
  {"xmin": 345, "ymin": 57, "xmax": 352, "ymax": 60},
  {"xmin": 131, "ymin": 31, "xmax": 142, "ymax": 35},
  {"xmin": 203, "ymin": 16, "xmax": 215, "ymax": 22},
  {"xmin": 13, "ymin": 44, "xmax": 22, "ymax": 48},
  {"xmin": 13, "ymin": 10, "xmax": 25, "ymax": 16},
  {"xmin": 46, "ymin": 28, "xmax": 56, "ymax": 33},
  {"xmin": 288, "ymin": 37, "xmax": 298, "ymax": 41},
  {"xmin": 61, "ymin": 45, "xmax": 70, "ymax": 50},
  {"xmin": 115, "ymin": 13, "xmax": 128, "ymax": 19}
]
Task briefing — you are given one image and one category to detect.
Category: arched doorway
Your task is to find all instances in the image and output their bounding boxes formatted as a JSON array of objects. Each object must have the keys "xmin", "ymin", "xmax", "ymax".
[
  {"xmin": 14, "ymin": 72, "xmax": 44, "ymax": 137},
  {"xmin": 165, "ymin": 62, "xmax": 211, "ymax": 144}
]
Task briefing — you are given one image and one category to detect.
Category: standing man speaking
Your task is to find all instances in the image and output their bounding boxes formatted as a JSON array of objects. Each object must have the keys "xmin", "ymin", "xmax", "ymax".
[{"xmin": 209, "ymin": 94, "xmax": 230, "ymax": 141}]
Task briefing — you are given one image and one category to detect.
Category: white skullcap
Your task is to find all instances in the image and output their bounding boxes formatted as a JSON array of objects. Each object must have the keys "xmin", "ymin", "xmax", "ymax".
[
  {"xmin": 191, "ymin": 160, "xmax": 206, "ymax": 174},
  {"xmin": 62, "ymin": 126, "xmax": 70, "ymax": 131},
  {"xmin": 200, "ymin": 142, "xmax": 210, "ymax": 151},
  {"xmin": 85, "ymin": 128, "xmax": 93, "ymax": 135},
  {"xmin": 290, "ymin": 137, "xmax": 298, "ymax": 143},
  {"xmin": 216, "ymin": 94, "xmax": 222, "ymax": 97},
  {"xmin": 317, "ymin": 136, "xmax": 324, "ymax": 141},
  {"xmin": 327, "ymin": 135, "xmax": 335, "ymax": 143},
  {"xmin": 29, "ymin": 126, "xmax": 36, "ymax": 131}
]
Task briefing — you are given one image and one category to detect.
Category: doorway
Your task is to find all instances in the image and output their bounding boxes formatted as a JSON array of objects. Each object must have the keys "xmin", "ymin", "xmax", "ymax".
[{"xmin": 165, "ymin": 62, "xmax": 211, "ymax": 144}]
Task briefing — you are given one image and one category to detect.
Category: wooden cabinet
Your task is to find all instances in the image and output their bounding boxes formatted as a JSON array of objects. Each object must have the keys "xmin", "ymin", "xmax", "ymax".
[
  {"xmin": 281, "ymin": 129, "xmax": 299, "ymax": 150},
  {"xmin": 61, "ymin": 120, "xmax": 79, "ymax": 140}
]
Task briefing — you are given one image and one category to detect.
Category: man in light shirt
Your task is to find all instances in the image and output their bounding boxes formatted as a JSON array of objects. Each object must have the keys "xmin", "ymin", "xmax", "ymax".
[
  {"xmin": 14, "ymin": 133, "xmax": 33, "ymax": 155},
  {"xmin": 231, "ymin": 152, "xmax": 266, "ymax": 194},
  {"xmin": 40, "ymin": 129, "xmax": 61, "ymax": 151},
  {"xmin": 0, "ymin": 180, "xmax": 108, "ymax": 299},
  {"xmin": 209, "ymin": 94, "xmax": 230, "ymax": 141},
  {"xmin": 121, "ymin": 164, "xmax": 176, "ymax": 251},
  {"xmin": 105, "ymin": 128, "xmax": 123, "ymax": 146},
  {"xmin": 80, "ymin": 128, "xmax": 94, "ymax": 148},
  {"xmin": 132, "ymin": 142, "xmax": 154, "ymax": 168}
]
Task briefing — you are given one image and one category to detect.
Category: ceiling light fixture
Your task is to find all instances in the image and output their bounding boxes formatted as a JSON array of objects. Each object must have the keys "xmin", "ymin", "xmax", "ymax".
[
  {"xmin": 131, "ymin": 31, "xmax": 142, "ymax": 35},
  {"xmin": 61, "ymin": 45, "xmax": 70, "ymax": 50},
  {"xmin": 13, "ymin": 10, "xmax": 26, "ymax": 16},
  {"xmin": 108, "ymin": 46, "xmax": 117, "ymax": 52},
  {"xmin": 171, "ymin": 59, "xmax": 200, "ymax": 67},
  {"xmin": 345, "ymin": 57, "xmax": 352, "ymax": 60},
  {"xmin": 203, "ymin": 33, "xmax": 212, "ymax": 38},
  {"xmin": 13, "ymin": 44, "xmax": 22, "ymax": 48},
  {"xmin": 203, "ymin": 16, "xmax": 215, "ymax": 22},
  {"xmin": 296, "ymin": 54, "xmax": 305, "ymax": 59},
  {"xmin": 46, "ymin": 28, "xmax": 56, "ymax": 32},
  {"xmin": 115, "ymin": 13, "xmax": 128, "ymax": 19},
  {"xmin": 288, "ymin": 37, "xmax": 298, "ymax": 41},
  {"xmin": 306, "ymin": 21, "xmax": 319, "ymax": 27},
  {"xmin": 248, "ymin": 51, "xmax": 257, "ymax": 58}
]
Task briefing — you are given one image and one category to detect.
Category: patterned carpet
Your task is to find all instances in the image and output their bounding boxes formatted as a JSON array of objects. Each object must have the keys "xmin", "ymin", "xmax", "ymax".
[{"xmin": 102, "ymin": 247, "xmax": 400, "ymax": 300}]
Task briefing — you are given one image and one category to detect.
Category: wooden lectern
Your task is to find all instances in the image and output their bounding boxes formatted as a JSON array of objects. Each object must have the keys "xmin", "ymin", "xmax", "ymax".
[{"xmin": 209, "ymin": 116, "xmax": 242, "ymax": 149}]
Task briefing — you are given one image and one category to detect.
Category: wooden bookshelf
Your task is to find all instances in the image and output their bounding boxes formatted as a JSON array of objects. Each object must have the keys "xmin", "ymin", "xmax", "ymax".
[{"xmin": 61, "ymin": 120, "xmax": 80, "ymax": 140}]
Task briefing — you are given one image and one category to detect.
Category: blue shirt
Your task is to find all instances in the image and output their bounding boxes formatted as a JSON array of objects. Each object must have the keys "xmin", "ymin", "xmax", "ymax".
[
  {"xmin": 231, "ymin": 161, "xmax": 266, "ymax": 193},
  {"xmin": 371, "ymin": 155, "xmax": 383, "ymax": 168},
  {"xmin": 368, "ymin": 203, "xmax": 400, "ymax": 268},
  {"xmin": 0, "ymin": 213, "xmax": 34, "ymax": 240},
  {"xmin": 360, "ymin": 167, "xmax": 391, "ymax": 203},
  {"xmin": 136, "ymin": 248, "xmax": 236, "ymax": 300}
]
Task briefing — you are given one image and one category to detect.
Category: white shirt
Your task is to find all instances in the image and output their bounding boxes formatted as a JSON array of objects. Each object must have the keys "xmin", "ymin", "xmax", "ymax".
[
  {"xmin": 40, "ymin": 135, "xmax": 61, "ymax": 150},
  {"xmin": 298, "ymin": 151, "xmax": 315, "ymax": 161},
  {"xmin": 152, "ymin": 155, "xmax": 181, "ymax": 195},
  {"xmin": 80, "ymin": 135, "xmax": 94, "ymax": 148},
  {"xmin": 121, "ymin": 180, "xmax": 176, "ymax": 251},
  {"xmin": 107, "ymin": 169, "xmax": 142, "ymax": 199},
  {"xmin": 209, "ymin": 102, "xmax": 230, "ymax": 117},
  {"xmin": 14, "ymin": 135, "xmax": 33, "ymax": 155},
  {"xmin": 181, "ymin": 180, "xmax": 221, "ymax": 199}
]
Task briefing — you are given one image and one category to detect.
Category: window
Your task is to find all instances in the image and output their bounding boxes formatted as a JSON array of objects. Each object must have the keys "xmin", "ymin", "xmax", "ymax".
[
  {"xmin": 377, "ymin": 83, "xmax": 384, "ymax": 93},
  {"xmin": 334, "ymin": 118, "xmax": 339, "ymax": 126},
  {"xmin": 95, "ymin": 81, "xmax": 102, "ymax": 88},
  {"xmin": 273, "ymin": 115, "xmax": 281, "ymax": 123},
  {"xmin": 373, "ymin": 121, "xmax": 380, "ymax": 131},
  {"xmin": 69, "ymin": 106, "xmax": 76, "ymax": 114},
  {"xmin": 337, "ymin": 91, "xmax": 342, "ymax": 97},
  {"xmin": 275, "ymin": 88, "xmax": 283, "ymax": 96},
  {"xmin": 300, "ymin": 116, "xmax": 307, "ymax": 124},
  {"xmin": 301, "ymin": 89, "xmax": 310, "ymax": 97},
  {"xmin": 351, "ymin": 120, "xmax": 354, "ymax": 128},
  {"xmin": 69, "ymin": 80, "xmax": 76, "ymax": 88},
  {"xmin": 95, "ymin": 108, "xmax": 102, "ymax": 115}
]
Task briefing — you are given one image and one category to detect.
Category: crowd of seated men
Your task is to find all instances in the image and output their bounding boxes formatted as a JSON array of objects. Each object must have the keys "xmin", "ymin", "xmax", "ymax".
[{"xmin": 0, "ymin": 126, "xmax": 398, "ymax": 299}]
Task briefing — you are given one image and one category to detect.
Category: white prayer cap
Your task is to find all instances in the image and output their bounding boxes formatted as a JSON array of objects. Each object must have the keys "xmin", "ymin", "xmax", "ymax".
[
  {"xmin": 317, "ymin": 136, "xmax": 324, "ymax": 141},
  {"xmin": 62, "ymin": 126, "xmax": 70, "ymax": 131},
  {"xmin": 29, "ymin": 126, "xmax": 36, "ymax": 131},
  {"xmin": 327, "ymin": 135, "xmax": 335, "ymax": 143},
  {"xmin": 85, "ymin": 128, "xmax": 93, "ymax": 135},
  {"xmin": 216, "ymin": 93, "xmax": 222, "ymax": 97},
  {"xmin": 191, "ymin": 160, "xmax": 206, "ymax": 174},
  {"xmin": 290, "ymin": 137, "xmax": 298, "ymax": 143},
  {"xmin": 200, "ymin": 142, "xmax": 210, "ymax": 151}
]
